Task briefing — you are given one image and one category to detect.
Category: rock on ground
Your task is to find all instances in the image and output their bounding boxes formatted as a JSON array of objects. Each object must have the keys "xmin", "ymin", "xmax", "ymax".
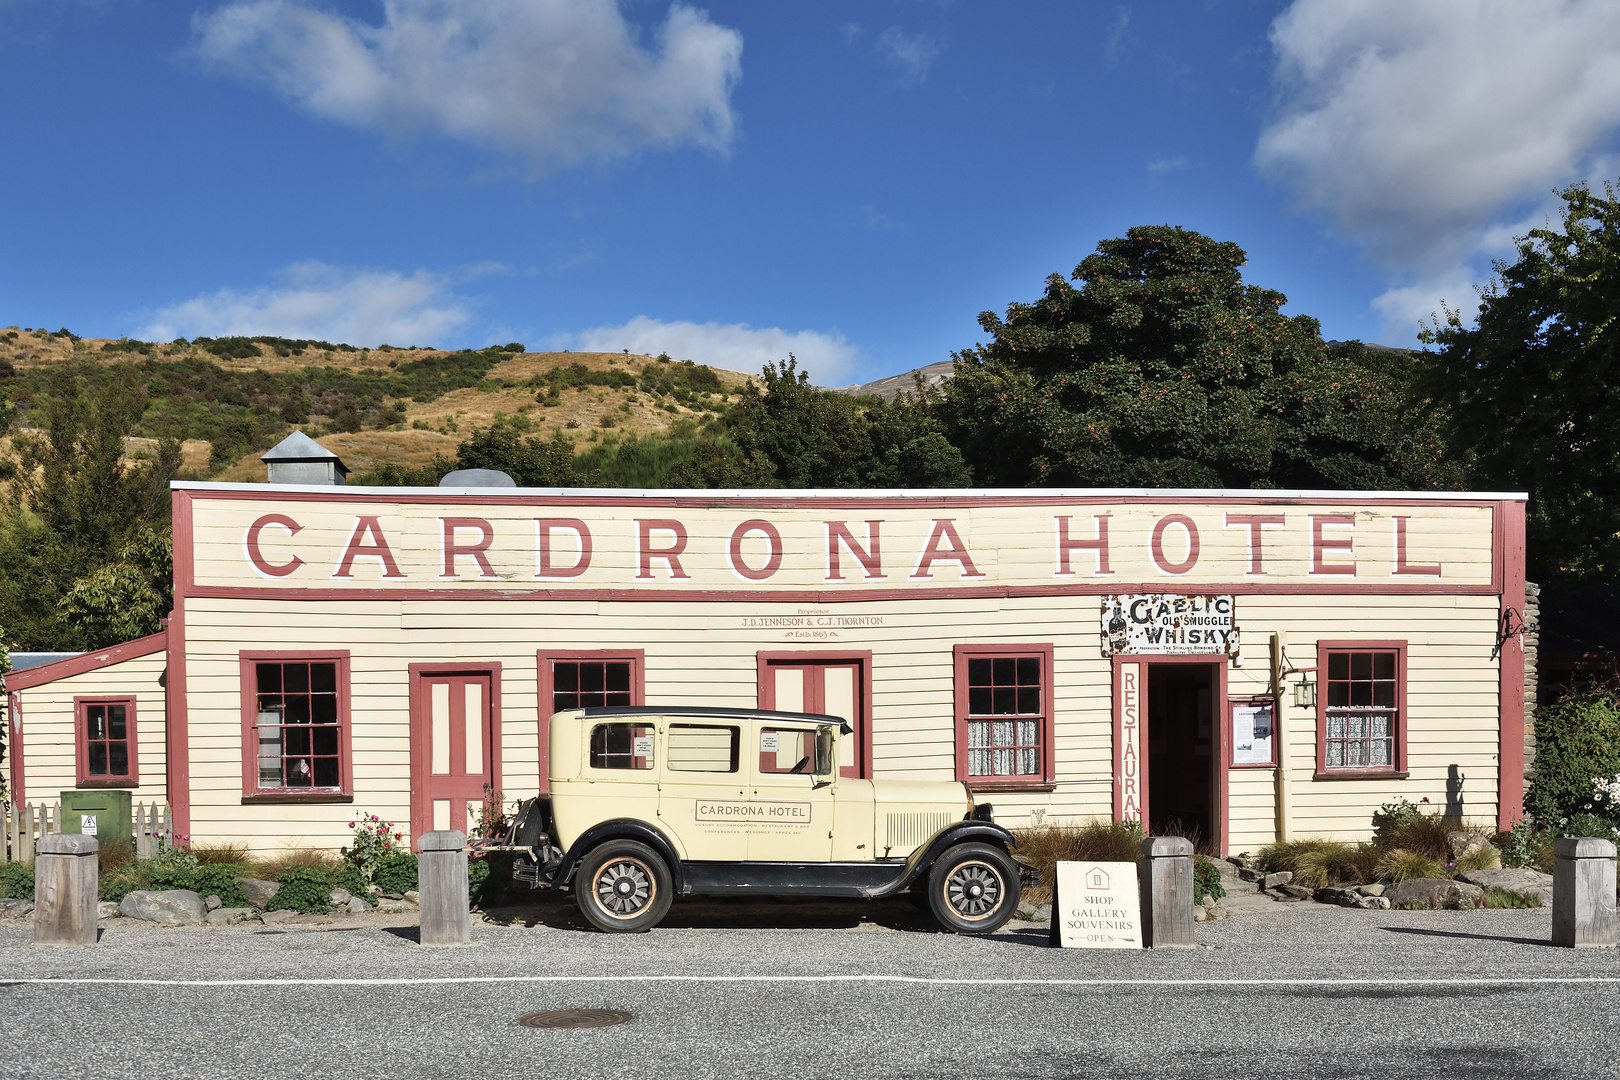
[
  {"xmin": 258, "ymin": 909, "xmax": 295, "ymax": 925},
  {"xmin": 346, "ymin": 896, "xmax": 373, "ymax": 913},
  {"xmin": 0, "ymin": 898, "xmax": 35, "ymax": 918},
  {"xmin": 240, "ymin": 878, "xmax": 281, "ymax": 908},
  {"xmin": 1385, "ymin": 878, "xmax": 1487, "ymax": 910},
  {"xmin": 330, "ymin": 888, "xmax": 353, "ymax": 906},
  {"xmin": 206, "ymin": 907, "xmax": 254, "ymax": 926},
  {"xmin": 97, "ymin": 901, "xmax": 120, "ymax": 919},
  {"xmin": 1448, "ymin": 830, "xmax": 1495, "ymax": 862},
  {"xmin": 120, "ymin": 890, "xmax": 208, "ymax": 926},
  {"xmin": 204, "ymin": 894, "xmax": 222, "ymax": 911},
  {"xmin": 1462, "ymin": 868, "xmax": 1553, "ymax": 903}
]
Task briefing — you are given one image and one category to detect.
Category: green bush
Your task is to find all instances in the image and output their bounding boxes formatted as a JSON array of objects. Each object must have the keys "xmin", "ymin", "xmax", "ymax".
[
  {"xmin": 100, "ymin": 868, "xmax": 141, "ymax": 904},
  {"xmin": 268, "ymin": 866, "xmax": 334, "ymax": 914},
  {"xmin": 193, "ymin": 864, "xmax": 250, "ymax": 908},
  {"xmin": 1525, "ymin": 689, "xmax": 1620, "ymax": 831},
  {"xmin": 373, "ymin": 851, "xmax": 418, "ymax": 894},
  {"xmin": 1193, "ymin": 856, "xmax": 1226, "ymax": 904},
  {"xmin": 331, "ymin": 863, "xmax": 367, "ymax": 899},
  {"xmin": 0, "ymin": 863, "xmax": 35, "ymax": 899}
]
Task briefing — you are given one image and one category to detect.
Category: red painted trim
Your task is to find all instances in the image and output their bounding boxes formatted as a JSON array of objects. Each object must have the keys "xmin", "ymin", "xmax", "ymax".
[
  {"xmin": 1111, "ymin": 657, "xmax": 1145, "ymax": 826},
  {"xmin": 536, "ymin": 650, "xmax": 645, "ymax": 795},
  {"xmin": 238, "ymin": 650, "xmax": 353, "ymax": 801},
  {"xmin": 1313, "ymin": 770, "xmax": 1411, "ymax": 782},
  {"xmin": 755, "ymin": 651, "xmax": 874, "ymax": 780},
  {"xmin": 73, "ymin": 696, "xmax": 140, "ymax": 787},
  {"xmin": 1125, "ymin": 654, "xmax": 1229, "ymax": 855},
  {"xmin": 183, "ymin": 579, "xmax": 1504, "ymax": 604},
  {"xmin": 169, "ymin": 490, "xmax": 193, "ymax": 836},
  {"xmin": 8, "ymin": 691, "xmax": 25, "ymax": 805},
  {"xmin": 177, "ymin": 485, "xmax": 1519, "ymax": 510},
  {"xmin": 1225, "ymin": 696, "xmax": 1278, "ymax": 769},
  {"xmin": 1498, "ymin": 498, "xmax": 1527, "ymax": 831},
  {"xmin": 3, "ymin": 632, "xmax": 167, "ymax": 690},
  {"xmin": 951, "ymin": 644, "xmax": 1057, "ymax": 786},
  {"xmin": 1313, "ymin": 641, "xmax": 1409, "ymax": 779},
  {"xmin": 408, "ymin": 662, "xmax": 504, "ymax": 847}
]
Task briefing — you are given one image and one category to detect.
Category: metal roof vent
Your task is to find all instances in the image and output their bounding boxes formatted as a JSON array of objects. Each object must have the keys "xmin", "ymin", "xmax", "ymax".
[
  {"xmin": 261, "ymin": 431, "xmax": 348, "ymax": 486},
  {"xmin": 439, "ymin": 469, "xmax": 517, "ymax": 488}
]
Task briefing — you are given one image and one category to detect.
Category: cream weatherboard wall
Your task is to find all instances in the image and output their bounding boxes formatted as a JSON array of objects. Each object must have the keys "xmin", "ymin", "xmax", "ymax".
[
  {"xmin": 163, "ymin": 482, "xmax": 1522, "ymax": 856},
  {"xmin": 11, "ymin": 644, "xmax": 170, "ymax": 808}
]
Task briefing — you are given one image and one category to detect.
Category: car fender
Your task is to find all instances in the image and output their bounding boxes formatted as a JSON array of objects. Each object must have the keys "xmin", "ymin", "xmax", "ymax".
[
  {"xmin": 556, "ymin": 819, "xmax": 685, "ymax": 892},
  {"xmin": 869, "ymin": 821, "xmax": 1018, "ymax": 898}
]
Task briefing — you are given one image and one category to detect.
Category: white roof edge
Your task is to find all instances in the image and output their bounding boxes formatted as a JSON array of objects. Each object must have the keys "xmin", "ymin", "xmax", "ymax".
[{"xmin": 171, "ymin": 480, "xmax": 1528, "ymax": 501}]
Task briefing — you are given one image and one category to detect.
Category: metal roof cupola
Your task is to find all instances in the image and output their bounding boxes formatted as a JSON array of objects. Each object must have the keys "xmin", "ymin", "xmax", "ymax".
[{"xmin": 260, "ymin": 430, "xmax": 348, "ymax": 486}]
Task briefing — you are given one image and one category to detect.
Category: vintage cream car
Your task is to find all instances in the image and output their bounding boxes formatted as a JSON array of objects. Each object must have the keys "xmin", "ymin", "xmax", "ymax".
[{"xmin": 502, "ymin": 706, "xmax": 1031, "ymax": 933}]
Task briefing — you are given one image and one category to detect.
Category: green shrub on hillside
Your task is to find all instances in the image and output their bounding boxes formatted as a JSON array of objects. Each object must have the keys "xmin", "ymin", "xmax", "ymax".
[{"xmin": 1525, "ymin": 689, "xmax": 1620, "ymax": 831}]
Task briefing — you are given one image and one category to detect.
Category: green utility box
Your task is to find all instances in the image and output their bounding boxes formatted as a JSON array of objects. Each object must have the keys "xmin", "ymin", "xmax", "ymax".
[{"xmin": 59, "ymin": 789, "xmax": 134, "ymax": 849}]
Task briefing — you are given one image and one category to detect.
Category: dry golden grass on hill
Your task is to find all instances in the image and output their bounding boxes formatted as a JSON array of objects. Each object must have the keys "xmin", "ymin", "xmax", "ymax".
[{"xmin": 0, "ymin": 326, "xmax": 759, "ymax": 482}]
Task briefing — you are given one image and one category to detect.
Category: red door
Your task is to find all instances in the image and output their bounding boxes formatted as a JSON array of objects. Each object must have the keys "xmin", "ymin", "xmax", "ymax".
[
  {"xmin": 759, "ymin": 658, "xmax": 867, "ymax": 778},
  {"xmin": 411, "ymin": 672, "xmax": 493, "ymax": 843}
]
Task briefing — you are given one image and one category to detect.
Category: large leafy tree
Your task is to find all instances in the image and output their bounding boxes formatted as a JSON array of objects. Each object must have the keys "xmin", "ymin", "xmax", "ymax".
[
  {"xmin": 0, "ymin": 373, "xmax": 180, "ymax": 649},
  {"xmin": 942, "ymin": 225, "xmax": 1464, "ymax": 491},
  {"xmin": 1419, "ymin": 181, "xmax": 1620, "ymax": 581}
]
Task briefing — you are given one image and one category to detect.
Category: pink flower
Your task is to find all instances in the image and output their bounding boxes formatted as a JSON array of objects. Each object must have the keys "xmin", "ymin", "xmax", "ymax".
[{"xmin": 348, "ymin": 821, "xmax": 355, "ymax": 828}]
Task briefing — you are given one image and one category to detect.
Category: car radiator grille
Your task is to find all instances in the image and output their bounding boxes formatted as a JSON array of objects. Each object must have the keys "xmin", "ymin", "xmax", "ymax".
[{"xmin": 884, "ymin": 811, "xmax": 954, "ymax": 853}]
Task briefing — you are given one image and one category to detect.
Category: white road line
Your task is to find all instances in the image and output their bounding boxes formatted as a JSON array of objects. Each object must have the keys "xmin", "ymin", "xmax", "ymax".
[{"xmin": 1, "ymin": 975, "xmax": 1618, "ymax": 988}]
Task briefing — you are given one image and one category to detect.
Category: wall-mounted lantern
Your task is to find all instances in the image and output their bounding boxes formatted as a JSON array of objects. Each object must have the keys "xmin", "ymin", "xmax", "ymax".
[{"xmin": 1291, "ymin": 677, "xmax": 1316, "ymax": 709}]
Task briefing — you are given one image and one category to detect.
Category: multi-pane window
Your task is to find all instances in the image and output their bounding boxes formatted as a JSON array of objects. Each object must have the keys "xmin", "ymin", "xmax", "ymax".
[
  {"xmin": 552, "ymin": 661, "xmax": 633, "ymax": 712},
  {"xmin": 589, "ymin": 722, "xmax": 654, "ymax": 770},
  {"xmin": 962, "ymin": 653, "xmax": 1047, "ymax": 779},
  {"xmin": 254, "ymin": 660, "xmax": 341, "ymax": 789},
  {"xmin": 79, "ymin": 700, "xmax": 134, "ymax": 783},
  {"xmin": 1323, "ymin": 650, "xmax": 1399, "ymax": 770}
]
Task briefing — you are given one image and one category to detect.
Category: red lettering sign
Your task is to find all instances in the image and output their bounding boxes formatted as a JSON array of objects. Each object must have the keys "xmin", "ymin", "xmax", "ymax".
[
  {"xmin": 1392, "ymin": 515, "xmax": 1441, "ymax": 576},
  {"xmin": 535, "ymin": 518, "xmax": 592, "ymax": 579},
  {"xmin": 1310, "ymin": 513, "xmax": 1356, "ymax": 576},
  {"xmin": 825, "ymin": 521, "xmax": 884, "ymax": 580},
  {"xmin": 440, "ymin": 517, "xmax": 495, "ymax": 578},
  {"xmin": 332, "ymin": 516, "xmax": 405, "ymax": 579},
  {"xmin": 1223, "ymin": 513, "xmax": 1287, "ymax": 576},
  {"xmin": 245, "ymin": 513, "xmax": 304, "ymax": 578},
  {"xmin": 1054, "ymin": 514, "xmax": 1112, "ymax": 576},
  {"xmin": 1150, "ymin": 514, "xmax": 1200, "ymax": 575},
  {"xmin": 729, "ymin": 519, "xmax": 783, "ymax": 581},
  {"xmin": 911, "ymin": 519, "xmax": 984, "ymax": 579},
  {"xmin": 636, "ymin": 519, "xmax": 691, "ymax": 580}
]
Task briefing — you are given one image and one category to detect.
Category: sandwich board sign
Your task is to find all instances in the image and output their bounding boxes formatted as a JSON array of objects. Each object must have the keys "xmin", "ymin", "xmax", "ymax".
[{"xmin": 1049, "ymin": 861, "xmax": 1141, "ymax": 949}]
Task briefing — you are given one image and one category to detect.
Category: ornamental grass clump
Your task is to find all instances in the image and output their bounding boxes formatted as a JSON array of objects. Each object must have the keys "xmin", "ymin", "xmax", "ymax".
[
  {"xmin": 1374, "ymin": 848, "xmax": 1447, "ymax": 884},
  {"xmin": 1010, "ymin": 819, "xmax": 1143, "ymax": 906}
]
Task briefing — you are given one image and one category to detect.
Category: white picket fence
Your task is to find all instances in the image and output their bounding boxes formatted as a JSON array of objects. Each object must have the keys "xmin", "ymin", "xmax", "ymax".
[{"xmin": 1, "ymin": 800, "xmax": 172, "ymax": 864}]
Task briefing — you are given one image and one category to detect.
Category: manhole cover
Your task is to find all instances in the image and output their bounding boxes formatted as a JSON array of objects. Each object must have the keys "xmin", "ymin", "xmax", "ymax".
[{"xmin": 517, "ymin": 1009, "xmax": 632, "ymax": 1029}]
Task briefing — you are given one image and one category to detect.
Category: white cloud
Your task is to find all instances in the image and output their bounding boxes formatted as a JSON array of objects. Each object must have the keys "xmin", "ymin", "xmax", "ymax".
[
  {"xmin": 141, "ymin": 262, "xmax": 473, "ymax": 346},
  {"xmin": 1146, "ymin": 155, "xmax": 1187, "ymax": 174},
  {"xmin": 876, "ymin": 26, "xmax": 940, "ymax": 87},
  {"xmin": 568, "ymin": 316, "xmax": 859, "ymax": 384},
  {"xmin": 1256, "ymin": 0, "xmax": 1620, "ymax": 340},
  {"xmin": 191, "ymin": 0, "xmax": 743, "ymax": 173}
]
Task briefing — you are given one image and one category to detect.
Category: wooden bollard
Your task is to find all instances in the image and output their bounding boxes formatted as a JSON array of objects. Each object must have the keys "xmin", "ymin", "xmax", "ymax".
[
  {"xmin": 1138, "ymin": 836, "xmax": 1195, "ymax": 949},
  {"xmin": 34, "ymin": 832, "xmax": 99, "ymax": 946},
  {"xmin": 418, "ymin": 830, "xmax": 471, "ymax": 946},
  {"xmin": 1553, "ymin": 837, "xmax": 1617, "ymax": 948}
]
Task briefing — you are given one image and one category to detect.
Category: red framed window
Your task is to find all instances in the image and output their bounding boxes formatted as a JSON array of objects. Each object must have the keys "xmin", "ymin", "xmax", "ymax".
[
  {"xmin": 76, "ymin": 697, "xmax": 138, "ymax": 787},
  {"xmin": 240, "ymin": 652, "xmax": 353, "ymax": 799},
  {"xmin": 539, "ymin": 650, "xmax": 645, "ymax": 792},
  {"xmin": 1316, "ymin": 641, "xmax": 1408, "ymax": 778},
  {"xmin": 953, "ymin": 644, "xmax": 1056, "ymax": 788}
]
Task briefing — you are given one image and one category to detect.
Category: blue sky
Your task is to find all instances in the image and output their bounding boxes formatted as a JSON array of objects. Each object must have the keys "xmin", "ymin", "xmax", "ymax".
[{"xmin": 4, "ymin": 1, "xmax": 1620, "ymax": 386}]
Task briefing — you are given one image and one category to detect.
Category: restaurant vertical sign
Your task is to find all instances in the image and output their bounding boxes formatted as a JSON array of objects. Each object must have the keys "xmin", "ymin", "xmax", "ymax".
[{"xmin": 1115, "ymin": 661, "xmax": 1143, "ymax": 825}]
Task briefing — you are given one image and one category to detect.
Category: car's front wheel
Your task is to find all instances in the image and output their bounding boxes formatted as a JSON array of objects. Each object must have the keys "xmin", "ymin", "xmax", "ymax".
[
  {"xmin": 926, "ymin": 842, "xmax": 1020, "ymax": 934},
  {"xmin": 574, "ymin": 840, "xmax": 673, "ymax": 933}
]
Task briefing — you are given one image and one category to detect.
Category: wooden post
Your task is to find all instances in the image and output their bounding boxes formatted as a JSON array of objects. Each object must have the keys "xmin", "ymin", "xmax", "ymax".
[
  {"xmin": 34, "ymin": 832, "xmax": 99, "ymax": 946},
  {"xmin": 1138, "ymin": 836, "xmax": 1196, "ymax": 949},
  {"xmin": 1553, "ymin": 837, "xmax": 1617, "ymax": 948},
  {"xmin": 1270, "ymin": 632, "xmax": 1288, "ymax": 844},
  {"xmin": 417, "ymin": 830, "xmax": 471, "ymax": 946}
]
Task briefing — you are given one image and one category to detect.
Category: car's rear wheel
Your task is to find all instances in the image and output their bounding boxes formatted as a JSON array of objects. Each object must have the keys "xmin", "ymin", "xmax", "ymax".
[
  {"xmin": 575, "ymin": 840, "xmax": 673, "ymax": 933},
  {"xmin": 926, "ymin": 842, "xmax": 1020, "ymax": 934}
]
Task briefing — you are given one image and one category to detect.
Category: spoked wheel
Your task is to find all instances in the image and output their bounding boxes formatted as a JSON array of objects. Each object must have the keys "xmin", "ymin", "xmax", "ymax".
[
  {"xmin": 575, "ymin": 840, "xmax": 673, "ymax": 933},
  {"xmin": 927, "ymin": 842, "xmax": 1020, "ymax": 934}
]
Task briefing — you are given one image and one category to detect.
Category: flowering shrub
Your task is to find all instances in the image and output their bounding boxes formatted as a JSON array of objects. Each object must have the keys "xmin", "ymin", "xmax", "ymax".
[
  {"xmin": 1525, "ymin": 689, "xmax": 1620, "ymax": 830},
  {"xmin": 342, "ymin": 813, "xmax": 405, "ymax": 885}
]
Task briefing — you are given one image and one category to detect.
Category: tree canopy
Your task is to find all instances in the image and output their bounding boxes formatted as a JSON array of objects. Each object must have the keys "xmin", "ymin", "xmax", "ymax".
[
  {"xmin": 1419, "ymin": 181, "xmax": 1620, "ymax": 582},
  {"xmin": 939, "ymin": 225, "xmax": 1465, "ymax": 491}
]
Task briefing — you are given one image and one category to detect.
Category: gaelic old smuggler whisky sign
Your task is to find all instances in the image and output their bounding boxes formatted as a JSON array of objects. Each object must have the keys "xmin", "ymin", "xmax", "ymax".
[{"xmin": 1101, "ymin": 594, "xmax": 1238, "ymax": 657}]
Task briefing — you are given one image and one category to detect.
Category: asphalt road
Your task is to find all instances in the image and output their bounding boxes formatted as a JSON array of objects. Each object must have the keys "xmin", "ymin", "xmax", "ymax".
[{"xmin": 0, "ymin": 895, "xmax": 1614, "ymax": 1080}]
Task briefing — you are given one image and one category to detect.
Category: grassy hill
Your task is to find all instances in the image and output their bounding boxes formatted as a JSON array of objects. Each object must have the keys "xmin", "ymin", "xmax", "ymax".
[{"xmin": 0, "ymin": 325, "xmax": 757, "ymax": 482}]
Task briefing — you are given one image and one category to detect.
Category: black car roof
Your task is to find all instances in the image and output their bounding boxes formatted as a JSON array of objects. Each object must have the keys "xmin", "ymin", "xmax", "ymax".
[{"xmin": 577, "ymin": 706, "xmax": 846, "ymax": 726}]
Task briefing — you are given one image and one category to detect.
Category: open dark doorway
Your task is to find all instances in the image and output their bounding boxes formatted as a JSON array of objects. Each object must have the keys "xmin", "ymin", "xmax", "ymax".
[{"xmin": 1146, "ymin": 663, "xmax": 1217, "ymax": 848}]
